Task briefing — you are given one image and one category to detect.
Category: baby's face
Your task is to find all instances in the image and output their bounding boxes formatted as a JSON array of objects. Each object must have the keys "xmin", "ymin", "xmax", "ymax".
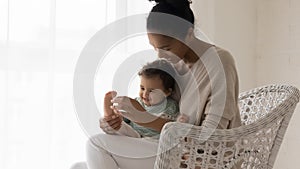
[{"xmin": 139, "ymin": 75, "xmax": 171, "ymax": 106}]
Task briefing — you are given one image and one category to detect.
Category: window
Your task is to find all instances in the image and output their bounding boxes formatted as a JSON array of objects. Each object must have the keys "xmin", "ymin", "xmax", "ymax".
[{"xmin": 0, "ymin": 0, "xmax": 152, "ymax": 168}]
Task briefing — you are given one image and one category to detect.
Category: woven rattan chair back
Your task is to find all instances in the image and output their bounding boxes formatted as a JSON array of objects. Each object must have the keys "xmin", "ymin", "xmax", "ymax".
[{"xmin": 154, "ymin": 85, "xmax": 300, "ymax": 169}]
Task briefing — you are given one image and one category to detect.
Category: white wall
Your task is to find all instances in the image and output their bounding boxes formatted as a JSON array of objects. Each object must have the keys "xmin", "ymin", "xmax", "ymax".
[
  {"xmin": 192, "ymin": 0, "xmax": 300, "ymax": 168},
  {"xmin": 257, "ymin": 0, "xmax": 300, "ymax": 168},
  {"xmin": 192, "ymin": 0, "xmax": 257, "ymax": 92}
]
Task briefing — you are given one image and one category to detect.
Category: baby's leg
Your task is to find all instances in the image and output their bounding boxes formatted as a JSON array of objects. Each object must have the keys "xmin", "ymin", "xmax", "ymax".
[{"xmin": 103, "ymin": 91, "xmax": 117, "ymax": 117}]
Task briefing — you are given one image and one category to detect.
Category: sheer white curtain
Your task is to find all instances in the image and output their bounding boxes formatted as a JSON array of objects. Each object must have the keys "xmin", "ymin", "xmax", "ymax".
[{"xmin": 0, "ymin": 0, "xmax": 152, "ymax": 169}]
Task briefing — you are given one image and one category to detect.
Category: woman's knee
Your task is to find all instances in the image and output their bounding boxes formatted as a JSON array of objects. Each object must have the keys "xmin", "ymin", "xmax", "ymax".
[{"xmin": 86, "ymin": 134, "xmax": 107, "ymax": 151}]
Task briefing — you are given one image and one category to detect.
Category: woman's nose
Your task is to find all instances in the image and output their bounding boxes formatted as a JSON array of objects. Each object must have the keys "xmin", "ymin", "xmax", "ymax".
[
  {"xmin": 158, "ymin": 49, "xmax": 177, "ymax": 59},
  {"xmin": 157, "ymin": 49, "xmax": 166, "ymax": 58}
]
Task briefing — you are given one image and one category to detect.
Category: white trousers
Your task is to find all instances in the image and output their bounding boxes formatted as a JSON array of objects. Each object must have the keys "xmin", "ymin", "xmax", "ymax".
[{"xmin": 84, "ymin": 134, "xmax": 158, "ymax": 169}]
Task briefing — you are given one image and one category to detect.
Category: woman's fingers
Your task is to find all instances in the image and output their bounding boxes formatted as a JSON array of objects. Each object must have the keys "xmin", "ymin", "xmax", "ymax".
[
  {"xmin": 99, "ymin": 118, "xmax": 114, "ymax": 133},
  {"xmin": 109, "ymin": 119, "xmax": 122, "ymax": 130},
  {"xmin": 99, "ymin": 115, "xmax": 120, "ymax": 126},
  {"xmin": 110, "ymin": 96, "xmax": 123, "ymax": 103},
  {"xmin": 99, "ymin": 116, "xmax": 122, "ymax": 133},
  {"xmin": 111, "ymin": 96, "xmax": 130, "ymax": 105},
  {"xmin": 103, "ymin": 116, "xmax": 122, "ymax": 130},
  {"xmin": 110, "ymin": 105, "xmax": 131, "ymax": 113},
  {"xmin": 99, "ymin": 119, "xmax": 106, "ymax": 128},
  {"xmin": 111, "ymin": 107, "xmax": 127, "ymax": 117},
  {"xmin": 99, "ymin": 118, "xmax": 111, "ymax": 129}
]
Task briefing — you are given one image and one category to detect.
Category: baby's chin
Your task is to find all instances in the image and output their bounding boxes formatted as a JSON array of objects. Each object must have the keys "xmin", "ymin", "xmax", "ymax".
[
  {"xmin": 142, "ymin": 100, "xmax": 151, "ymax": 106},
  {"xmin": 143, "ymin": 101, "xmax": 157, "ymax": 107}
]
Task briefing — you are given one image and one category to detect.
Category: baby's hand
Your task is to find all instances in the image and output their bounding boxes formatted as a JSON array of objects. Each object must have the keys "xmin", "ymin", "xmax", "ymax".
[{"xmin": 176, "ymin": 114, "xmax": 189, "ymax": 123}]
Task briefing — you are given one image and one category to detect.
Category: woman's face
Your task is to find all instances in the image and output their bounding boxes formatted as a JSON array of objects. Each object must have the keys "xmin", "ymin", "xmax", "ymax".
[
  {"xmin": 148, "ymin": 33, "xmax": 189, "ymax": 63},
  {"xmin": 139, "ymin": 75, "xmax": 171, "ymax": 106}
]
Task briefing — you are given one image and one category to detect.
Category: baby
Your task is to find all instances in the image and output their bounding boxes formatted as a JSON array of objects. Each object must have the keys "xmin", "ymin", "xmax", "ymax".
[{"xmin": 102, "ymin": 59, "xmax": 179, "ymax": 138}]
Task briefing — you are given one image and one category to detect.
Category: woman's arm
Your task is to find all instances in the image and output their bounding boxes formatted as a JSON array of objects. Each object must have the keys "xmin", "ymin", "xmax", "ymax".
[
  {"xmin": 135, "ymin": 117, "xmax": 172, "ymax": 132},
  {"xmin": 200, "ymin": 113, "xmax": 230, "ymax": 129}
]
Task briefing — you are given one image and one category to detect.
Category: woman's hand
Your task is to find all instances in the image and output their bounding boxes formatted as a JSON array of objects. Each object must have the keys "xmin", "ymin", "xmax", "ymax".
[
  {"xmin": 111, "ymin": 96, "xmax": 158, "ymax": 124},
  {"xmin": 99, "ymin": 114, "xmax": 122, "ymax": 134}
]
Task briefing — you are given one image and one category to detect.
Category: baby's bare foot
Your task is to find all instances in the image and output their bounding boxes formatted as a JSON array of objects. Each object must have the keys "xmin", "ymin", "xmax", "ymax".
[{"xmin": 104, "ymin": 91, "xmax": 117, "ymax": 117}]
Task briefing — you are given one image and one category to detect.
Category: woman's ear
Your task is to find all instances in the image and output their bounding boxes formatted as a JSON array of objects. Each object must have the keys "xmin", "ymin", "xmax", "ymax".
[{"xmin": 185, "ymin": 27, "xmax": 194, "ymax": 43}]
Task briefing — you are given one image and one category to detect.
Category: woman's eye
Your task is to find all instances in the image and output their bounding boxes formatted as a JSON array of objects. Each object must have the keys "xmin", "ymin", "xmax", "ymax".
[
  {"xmin": 157, "ymin": 48, "xmax": 170, "ymax": 51},
  {"xmin": 140, "ymin": 87, "xmax": 145, "ymax": 90},
  {"xmin": 162, "ymin": 48, "xmax": 170, "ymax": 51}
]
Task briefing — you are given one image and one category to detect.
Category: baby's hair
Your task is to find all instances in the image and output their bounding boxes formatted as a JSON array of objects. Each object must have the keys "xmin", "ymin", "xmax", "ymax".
[
  {"xmin": 147, "ymin": 0, "xmax": 194, "ymax": 38},
  {"xmin": 138, "ymin": 59, "xmax": 177, "ymax": 91}
]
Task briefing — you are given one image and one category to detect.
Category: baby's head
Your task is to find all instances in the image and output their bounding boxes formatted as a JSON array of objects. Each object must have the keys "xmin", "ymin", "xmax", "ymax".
[{"xmin": 138, "ymin": 59, "xmax": 177, "ymax": 106}]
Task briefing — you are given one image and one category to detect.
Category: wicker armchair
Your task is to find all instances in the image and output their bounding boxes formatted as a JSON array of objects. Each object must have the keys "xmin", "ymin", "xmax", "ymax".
[{"xmin": 154, "ymin": 85, "xmax": 300, "ymax": 169}]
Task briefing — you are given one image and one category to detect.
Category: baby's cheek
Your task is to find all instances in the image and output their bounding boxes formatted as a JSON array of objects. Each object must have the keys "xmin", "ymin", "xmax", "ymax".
[{"xmin": 149, "ymin": 90, "xmax": 166, "ymax": 105}]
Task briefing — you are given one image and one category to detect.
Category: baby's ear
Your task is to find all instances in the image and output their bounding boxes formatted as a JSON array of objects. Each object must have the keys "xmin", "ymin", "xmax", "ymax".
[
  {"xmin": 185, "ymin": 27, "xmax": 194, "ymax": 43},
  {"xmin": 165, "ymin": 88, "xmax": 172, "ymax": 96}
]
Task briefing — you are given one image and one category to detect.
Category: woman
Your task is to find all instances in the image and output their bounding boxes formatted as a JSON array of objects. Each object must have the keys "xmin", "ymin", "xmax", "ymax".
[{"xmin": 73, "ymin": 0, "xmax": 241, "ymax": 168}]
